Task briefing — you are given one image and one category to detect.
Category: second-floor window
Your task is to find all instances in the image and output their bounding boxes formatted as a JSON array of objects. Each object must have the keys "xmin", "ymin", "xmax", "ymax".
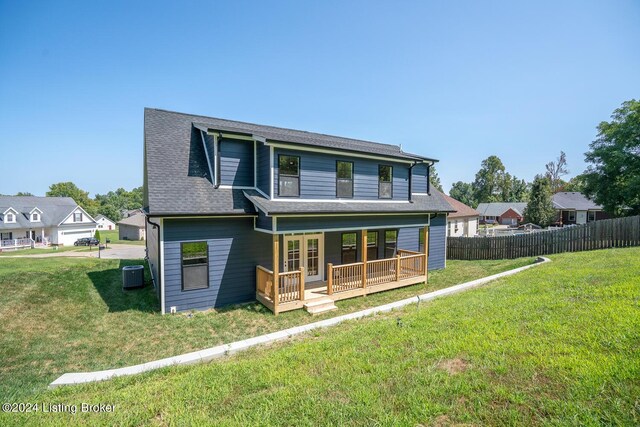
[
  {"xmin": 31, "ymin": 213, "xmax": 39, "ymax": 222},
  {"xmin": 278, "ymin": 155, "xmax": 300, "ymax": 197},
  {"xmin": 378, "ymin": 165, "xmax": 392, "ymax": 199},
  {"xmin": 74, "ymin": 212, "xmax": 83, "ymax": 222},
  {"xmin": 5, "ymin": 213, "xmax": 15, "ymax": 223},
  {"xmin": 336, "ymin": 161, "xmax": 354, "ymax": 198}
]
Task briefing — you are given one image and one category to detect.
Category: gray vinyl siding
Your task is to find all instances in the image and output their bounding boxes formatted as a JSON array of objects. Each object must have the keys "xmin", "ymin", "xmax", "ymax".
[
  {"xmin": 276, "ymin": 214, "xmax": 431, "ymax": 233},
  {"xmin": 220, "ymin": 139, "xmax": 254, "ymax": 187},
  {"xmin": 273, "ymin": 148, "xmax": 410, "ymax": 200},
  {"xmin": 255, "ymin": 211, "xmax": 273, "ymax": 231},
  {"xmin": 411, "ymin": 163, "xmax": 428, "ymax": 194},
  {"xmin": 162, "ymin": 217, "xmax": 272, "ymax": 312},
  {"xmin": 256, "ymin": 142, "xmax": 271, "ymax": 195},
  {"xmin": 428, "ymin": 214, "xmax": 446, "ymax": 270},
  {"xmin": 145, "ymin": 220, "xmax": 160, "ymax": 299}
]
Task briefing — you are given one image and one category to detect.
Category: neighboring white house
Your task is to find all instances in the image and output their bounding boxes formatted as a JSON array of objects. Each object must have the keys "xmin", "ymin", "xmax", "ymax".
[
  {"xmin": 95, "ymin": 214, "xmax": 117, "ymax": 230},
  {"xmin": 118, "ymin": 213, "xmax": 146, "ymax": 241},
  {"xmin": 439, "ymin": 192, "xmax": 480, "ymax": 237},
  {"xmin": 0, "ymin": 196, "xmax": 97, "ymax": 248}
]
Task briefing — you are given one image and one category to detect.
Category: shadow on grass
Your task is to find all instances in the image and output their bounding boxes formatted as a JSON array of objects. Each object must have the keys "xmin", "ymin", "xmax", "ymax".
[{"xmin": 87, "ymin": 259, "xmax": 160, "ymax": 313}]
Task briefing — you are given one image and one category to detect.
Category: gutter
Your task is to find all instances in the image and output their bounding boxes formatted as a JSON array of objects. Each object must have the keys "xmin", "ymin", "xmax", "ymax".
[{"xmin": 145, "ymin": 215, "xmax": 161, "ymax": 293}]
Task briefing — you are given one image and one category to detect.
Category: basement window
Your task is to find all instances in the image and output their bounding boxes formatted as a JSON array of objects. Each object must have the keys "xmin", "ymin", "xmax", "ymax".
[{"xmin": 181, "ymin": 241, "xmax": 209, "ymax": 291}]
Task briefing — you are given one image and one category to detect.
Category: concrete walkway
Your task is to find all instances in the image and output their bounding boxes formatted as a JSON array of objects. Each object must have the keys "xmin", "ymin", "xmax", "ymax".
[
  {"xmin": 0, "ymin": 244, "xmax": 145, "ymax": 259},
  {"xmin": 49, "ymin": 256, "xmax": 551, "ymax": 389}
]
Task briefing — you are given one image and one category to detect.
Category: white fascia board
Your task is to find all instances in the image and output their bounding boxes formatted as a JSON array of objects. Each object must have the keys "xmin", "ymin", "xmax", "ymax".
[{"xmin": 267, "ymin": 142, "xmax": 420, "ymax": 164}]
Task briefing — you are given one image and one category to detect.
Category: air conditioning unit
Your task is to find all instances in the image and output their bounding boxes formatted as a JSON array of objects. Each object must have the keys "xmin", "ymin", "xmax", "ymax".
[{"xmin": 122, "ymin": 265, "xmax": 145, "ymax": 290}]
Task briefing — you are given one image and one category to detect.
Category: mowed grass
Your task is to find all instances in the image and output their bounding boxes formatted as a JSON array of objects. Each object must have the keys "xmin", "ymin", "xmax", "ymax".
[
  {"xmin": 99, "ymin": 228, "xmax": 145, "ymax": 245},
  {"xmin": 0, "ymin": 245, "xmax": 87, "ymax": 256},
  {"xmin": 3, "ymin": 247, "xmax": 637, "ymax": 426},
  {"xmin": 0, "ymin": 256, "xmax": 530, "ymax": 401}
]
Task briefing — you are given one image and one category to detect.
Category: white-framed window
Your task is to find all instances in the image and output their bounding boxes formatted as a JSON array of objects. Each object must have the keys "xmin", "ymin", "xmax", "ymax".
[
  {"xmin": 31, "ymin": 213, "xmax": 40, "ymax": 222},
  {"xmin": 587, "ymin": 211, "xmax": 596, "ymax": 222},
  {"xmin": 5, "ymin": 213, "xmax": 15, "ymax": 223},
  {"xmin": 74, "ymin": 212, "xmax": 83, "ymax": 222}
]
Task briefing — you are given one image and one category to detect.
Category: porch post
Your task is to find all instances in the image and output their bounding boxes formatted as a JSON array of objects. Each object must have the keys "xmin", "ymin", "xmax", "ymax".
[
  {"xmin": 361, "ymin": 229, "xmax": 367, "ymax": 289},
  {"xmin": 299, "ymin": 267, "xmax": 305, "ymax": 301},
  {"xmin": 272, "ymin": 234, "xmax": 280, "ymax": 315},
  {"xmin": 327, "ymin": 263, "xmax": 333, "ymax": 295},
  {"xmin": 423, "ymin": 225, "xmax": 429, "ymax": 284}
]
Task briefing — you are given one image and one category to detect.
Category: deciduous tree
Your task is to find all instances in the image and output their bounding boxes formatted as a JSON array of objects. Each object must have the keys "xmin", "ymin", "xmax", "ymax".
[
  {"xmin": 523, "ymin": 176, "xmax": 556, "ymax": 227},
  {"xmin": 449, "ymin": 181, "xmax": 476, "ymax": 208}
]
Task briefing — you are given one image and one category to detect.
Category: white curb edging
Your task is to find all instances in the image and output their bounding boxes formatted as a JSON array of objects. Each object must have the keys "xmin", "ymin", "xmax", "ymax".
[{"xmin": 49, "ymin": 256, "xmax": 551, "ymax": 388}]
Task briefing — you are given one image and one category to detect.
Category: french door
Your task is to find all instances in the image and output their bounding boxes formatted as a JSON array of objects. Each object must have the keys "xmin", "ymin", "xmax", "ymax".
[{"xmin": 283, "ymin": 234, "xmax": 324, "ymax": 282}]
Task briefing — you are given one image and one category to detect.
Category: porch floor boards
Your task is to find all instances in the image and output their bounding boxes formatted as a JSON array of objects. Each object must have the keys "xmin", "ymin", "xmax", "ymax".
[{"xmin": 257, "ymin": 276, "xmax": 426, "ymax": 314}]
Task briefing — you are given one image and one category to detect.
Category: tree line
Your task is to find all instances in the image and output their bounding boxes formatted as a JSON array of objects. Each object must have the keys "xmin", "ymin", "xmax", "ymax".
[{"xmin": 441, "ymin": 99, "xmax": 640, "ymax": 225}]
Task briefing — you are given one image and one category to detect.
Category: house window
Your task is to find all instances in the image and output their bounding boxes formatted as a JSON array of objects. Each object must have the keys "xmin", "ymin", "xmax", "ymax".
[
  {"xmin": 278, "ymin": 155, "xmax": 300, "ymax": 197},
  {"xmin": 31, "ymin": 213, "xmax": 39, "ymax": 222},
  {"xmin": 181, "ymin": 241, "xmax": 209, "ymax": 291},
  {"xmin": 5, "ymin": 213, "xmax": 15, "ymax": 223},
  {"xmin": 378, "ymin": 165, "xmax": 392, "ymax": 199},
  {"xmin": 74, "ymin": 212, "xmax": 83, "ymax": 222},
  {"xmin": 336, "ymin": 161, "xmax": 354, "ymax": 198},
  {"xmin": 384, "ymin": 230, "xmax": 397, "ymax": 258},
  {"xmin": 341, "ymin": 233, "xmax": 357, "ymax": 264},
  {"xmin": 568, "ymin": 211, "xmax": 576, "ymax": 222},
  {"xmin": 1, "ymin": 232, "xmax": 12, "ymax": 240},
  {"xmin": 367, "ymin": 231, "xmax": 378, "ymax": 260},
  {"xmin": 419, "ymin": 229, "xmax": 425, "ymax": 253},
  {"xmin": 588, "ymin": 211, "xmax": 596, "ymax": 222}
]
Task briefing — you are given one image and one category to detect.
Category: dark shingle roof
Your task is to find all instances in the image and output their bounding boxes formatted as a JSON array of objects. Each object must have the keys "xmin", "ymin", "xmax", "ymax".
[
  {"xmin": 243, "ymin": 190, "xmax": 453, "ymax": 215},
  {"xmin": 436, "ymin": 191, "xmax": 479, "ymax": 218},
  {"xmin": 0, "ymin": 196, "xmax": 83, "ymax": 229},
  {"xmin": 552, "ymin": 192, "xmax": 602, "ymax": 210},
  {"xmin": 144, "ymin": 108, "xmax": 440, "ymax": 216}
]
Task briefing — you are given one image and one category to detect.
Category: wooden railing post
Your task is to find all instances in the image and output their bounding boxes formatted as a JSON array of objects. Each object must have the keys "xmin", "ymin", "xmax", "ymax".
[
  {"xmin": 361, "ymin": 229, "xmax": 368, "ymax": 289},
  {"xmin": 272, "ymin": 234, "xmax": 280, "ymax": 315},
  {"xmin": 395, "ymin": 255, "xmax": 401, "ymax": 281},
  {"xmin": 327, "ymin": 263, "xmax": 333, "ymax": 295},
  {"xmin": 299, "ymin": 267, "xmax": 305, "ymax": 301}
]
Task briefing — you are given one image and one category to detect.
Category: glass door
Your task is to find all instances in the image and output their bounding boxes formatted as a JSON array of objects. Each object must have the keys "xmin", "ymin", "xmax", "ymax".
[{"xmin": 283, "ymin": 234, "xmax": 324, "ymax": 282}]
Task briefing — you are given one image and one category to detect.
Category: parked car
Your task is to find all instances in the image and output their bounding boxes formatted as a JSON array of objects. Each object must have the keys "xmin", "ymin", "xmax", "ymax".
[{"xmin": 74, "ymin": 237, "xmax": 100, "ymax": 246}]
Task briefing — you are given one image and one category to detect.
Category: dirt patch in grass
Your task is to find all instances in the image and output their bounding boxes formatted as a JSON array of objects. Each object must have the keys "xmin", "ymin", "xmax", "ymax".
[{"xmin": 437, "ymin": 358, "xmax": 469, "ymax": 375}]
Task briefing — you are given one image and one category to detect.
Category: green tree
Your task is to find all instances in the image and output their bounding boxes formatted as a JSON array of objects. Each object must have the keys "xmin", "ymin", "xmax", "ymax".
[
  {"xmin": 545, "ymin": 151, "xmax": 569, "ymax": 193},
  {"xmin": 47, "ymin": 182, "xmax": 98, "ymax": 216},
  {"xmin": 582, "ymin": 99, "xmax": 640, "ymax": 216},
  {"xmin": 94, "ymin": 186, "xmax": 143, "ymax": 222},
  {"xmin": 562, "ymin": 175, "xmax": 586, "ymax": 193},
  {"xmin": 449, "ymin": 181, "xmax": 476, "ymax": 207},
  {"xmin": 472, "ymin": 155, "xmax": 506, "ymax": 203},
  {"xmin": 523, "ymin": 176, "xmax": 556, "ymax": 227},
  {"xmin": 15, "ymin": 192, "xmax": 34, "ymax": 196},
  {"xmin": 429, "ymin": 165, "xmax": 443, "ymax": 192}
]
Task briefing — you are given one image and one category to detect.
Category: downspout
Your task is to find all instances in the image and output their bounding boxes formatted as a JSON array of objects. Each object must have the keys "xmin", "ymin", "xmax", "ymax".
[
  {"xmin": 427, "ymin": 162, "xmax": 432, "ymax": 195},
  {"xmin": 146, "ymin": 215, "xmax": 161, "ymax": 294},
  {"xmin": 408, "ymin": 161, "xmax": 420, "ymax": 202},
  {"xmin": 215, "ymin": 133, "xmax": 221, "ymax": 189}
]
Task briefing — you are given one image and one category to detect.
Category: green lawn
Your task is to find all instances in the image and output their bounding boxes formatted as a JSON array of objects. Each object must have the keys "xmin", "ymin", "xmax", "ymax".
[
  {"xmin": 0, "ymin": 256, "xmax": 531, "ymax": 402},
  {"xmin": 2, "ymin": 248, "xmax": 638, "ymax": 426},
  {"xmin": 0, "ymin": 245, "xmax": 85, "ymax": 256},
  {"xmin": 98, "ymin": 228, "xmax": 145, "ymax": 245}
]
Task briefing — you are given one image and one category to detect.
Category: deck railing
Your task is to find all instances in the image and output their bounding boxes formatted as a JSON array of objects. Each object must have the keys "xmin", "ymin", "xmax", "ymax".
[
  {"xmin": 256, "ymin": 265, "xmax": 305, "ymax": 305},
  {"xmin": 328, "ymin": 250, "xmax": 426, "ymax": 295}
]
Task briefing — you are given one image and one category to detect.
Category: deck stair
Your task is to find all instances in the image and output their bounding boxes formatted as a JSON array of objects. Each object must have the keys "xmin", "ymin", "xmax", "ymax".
[{"xmin": 304, "ymin": 297, "xmax": 337, "ymax": 315}]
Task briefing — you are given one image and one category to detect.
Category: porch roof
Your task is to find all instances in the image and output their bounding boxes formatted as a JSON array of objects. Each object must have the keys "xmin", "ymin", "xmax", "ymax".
[{"xmin": 243, "ymin": 190, "xmax": 454, "ymax": 215}]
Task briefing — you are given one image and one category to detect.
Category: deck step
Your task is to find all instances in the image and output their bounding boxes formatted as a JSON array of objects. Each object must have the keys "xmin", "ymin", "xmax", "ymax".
[{"xmin": 304, "ymin": 297, "xmax": 337, "ymax": 315}]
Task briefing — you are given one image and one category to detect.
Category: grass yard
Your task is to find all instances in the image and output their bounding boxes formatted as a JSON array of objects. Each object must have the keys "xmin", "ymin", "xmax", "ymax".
[
  {"xmin": 0, "ymin": 246, "xmax": 87, "ymax": 256},
  {"xmin": 2, "ymin": 248, "xmax": 638, "ymax": 426},
  {"xmin": 98, "ymin": 228, "xmax": 145, "ymax": 245},
  {"xmin": 0, "ymin": 256, "xmax": 531, "ymax": 402}
]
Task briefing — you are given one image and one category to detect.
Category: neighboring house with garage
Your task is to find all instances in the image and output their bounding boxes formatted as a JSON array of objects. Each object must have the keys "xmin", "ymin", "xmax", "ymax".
[
  {"xmin": 476, "ymin": 202, "xmax": 528, "ymax": 226},
  {"xmin": 95, "ymin": 214, "xmax": 116, "ymax": 230},
  {"xmin": 0, "ymin": 196, "xmax": 96, "ymax": 249},
  {"xmin": 439, "ymin": 192, "xmax": 479, "ymax": 237},
  {"xmin": 144, "ymin": 108, "xmax": 454, "ymax": 315},
  {"xmin": 552, "ymin": 192, "xmax": 609, "ymax": 225},
  {"xmin": 118, "ymin": 213, "xmax": 146, "ymax": 240}
]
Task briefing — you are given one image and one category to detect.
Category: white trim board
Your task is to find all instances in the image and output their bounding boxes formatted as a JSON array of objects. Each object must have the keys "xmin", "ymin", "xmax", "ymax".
[
  {"xmin": 267, "ymin": 142, "xmax": 422, "ymax": 165},
  {"xmin": 49, "ymin": 257, "xmax": 550, "ymax": 388}
]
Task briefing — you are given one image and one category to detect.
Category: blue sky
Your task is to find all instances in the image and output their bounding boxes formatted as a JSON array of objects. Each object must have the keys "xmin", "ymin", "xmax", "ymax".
[{"xmin": 1, "ymin": 0, "xmax": 638, "ymax": 197}]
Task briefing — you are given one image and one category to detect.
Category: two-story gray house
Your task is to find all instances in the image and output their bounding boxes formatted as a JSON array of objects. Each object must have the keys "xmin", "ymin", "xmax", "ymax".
[{"xmin": 144, "ymin": 108, "xmax": 453, "ymax": 315}]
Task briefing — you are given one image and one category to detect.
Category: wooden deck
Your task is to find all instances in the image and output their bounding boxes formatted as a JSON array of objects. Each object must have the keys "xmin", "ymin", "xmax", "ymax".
[{"xmin": 256, "ymin": 248, "xmax": 428, "ymax": 314}]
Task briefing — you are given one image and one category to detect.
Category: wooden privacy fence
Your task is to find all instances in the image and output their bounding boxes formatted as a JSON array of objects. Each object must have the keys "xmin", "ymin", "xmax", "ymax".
[{"xmin": 447, "ymin": 215, "xmax": 640, "ymax": 260}]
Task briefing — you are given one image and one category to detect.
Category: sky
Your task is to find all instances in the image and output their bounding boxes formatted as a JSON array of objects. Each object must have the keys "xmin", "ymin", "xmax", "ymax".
[{"xmin": 1, "ymin": 0, "xmax": 639, "ymax": 197}]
